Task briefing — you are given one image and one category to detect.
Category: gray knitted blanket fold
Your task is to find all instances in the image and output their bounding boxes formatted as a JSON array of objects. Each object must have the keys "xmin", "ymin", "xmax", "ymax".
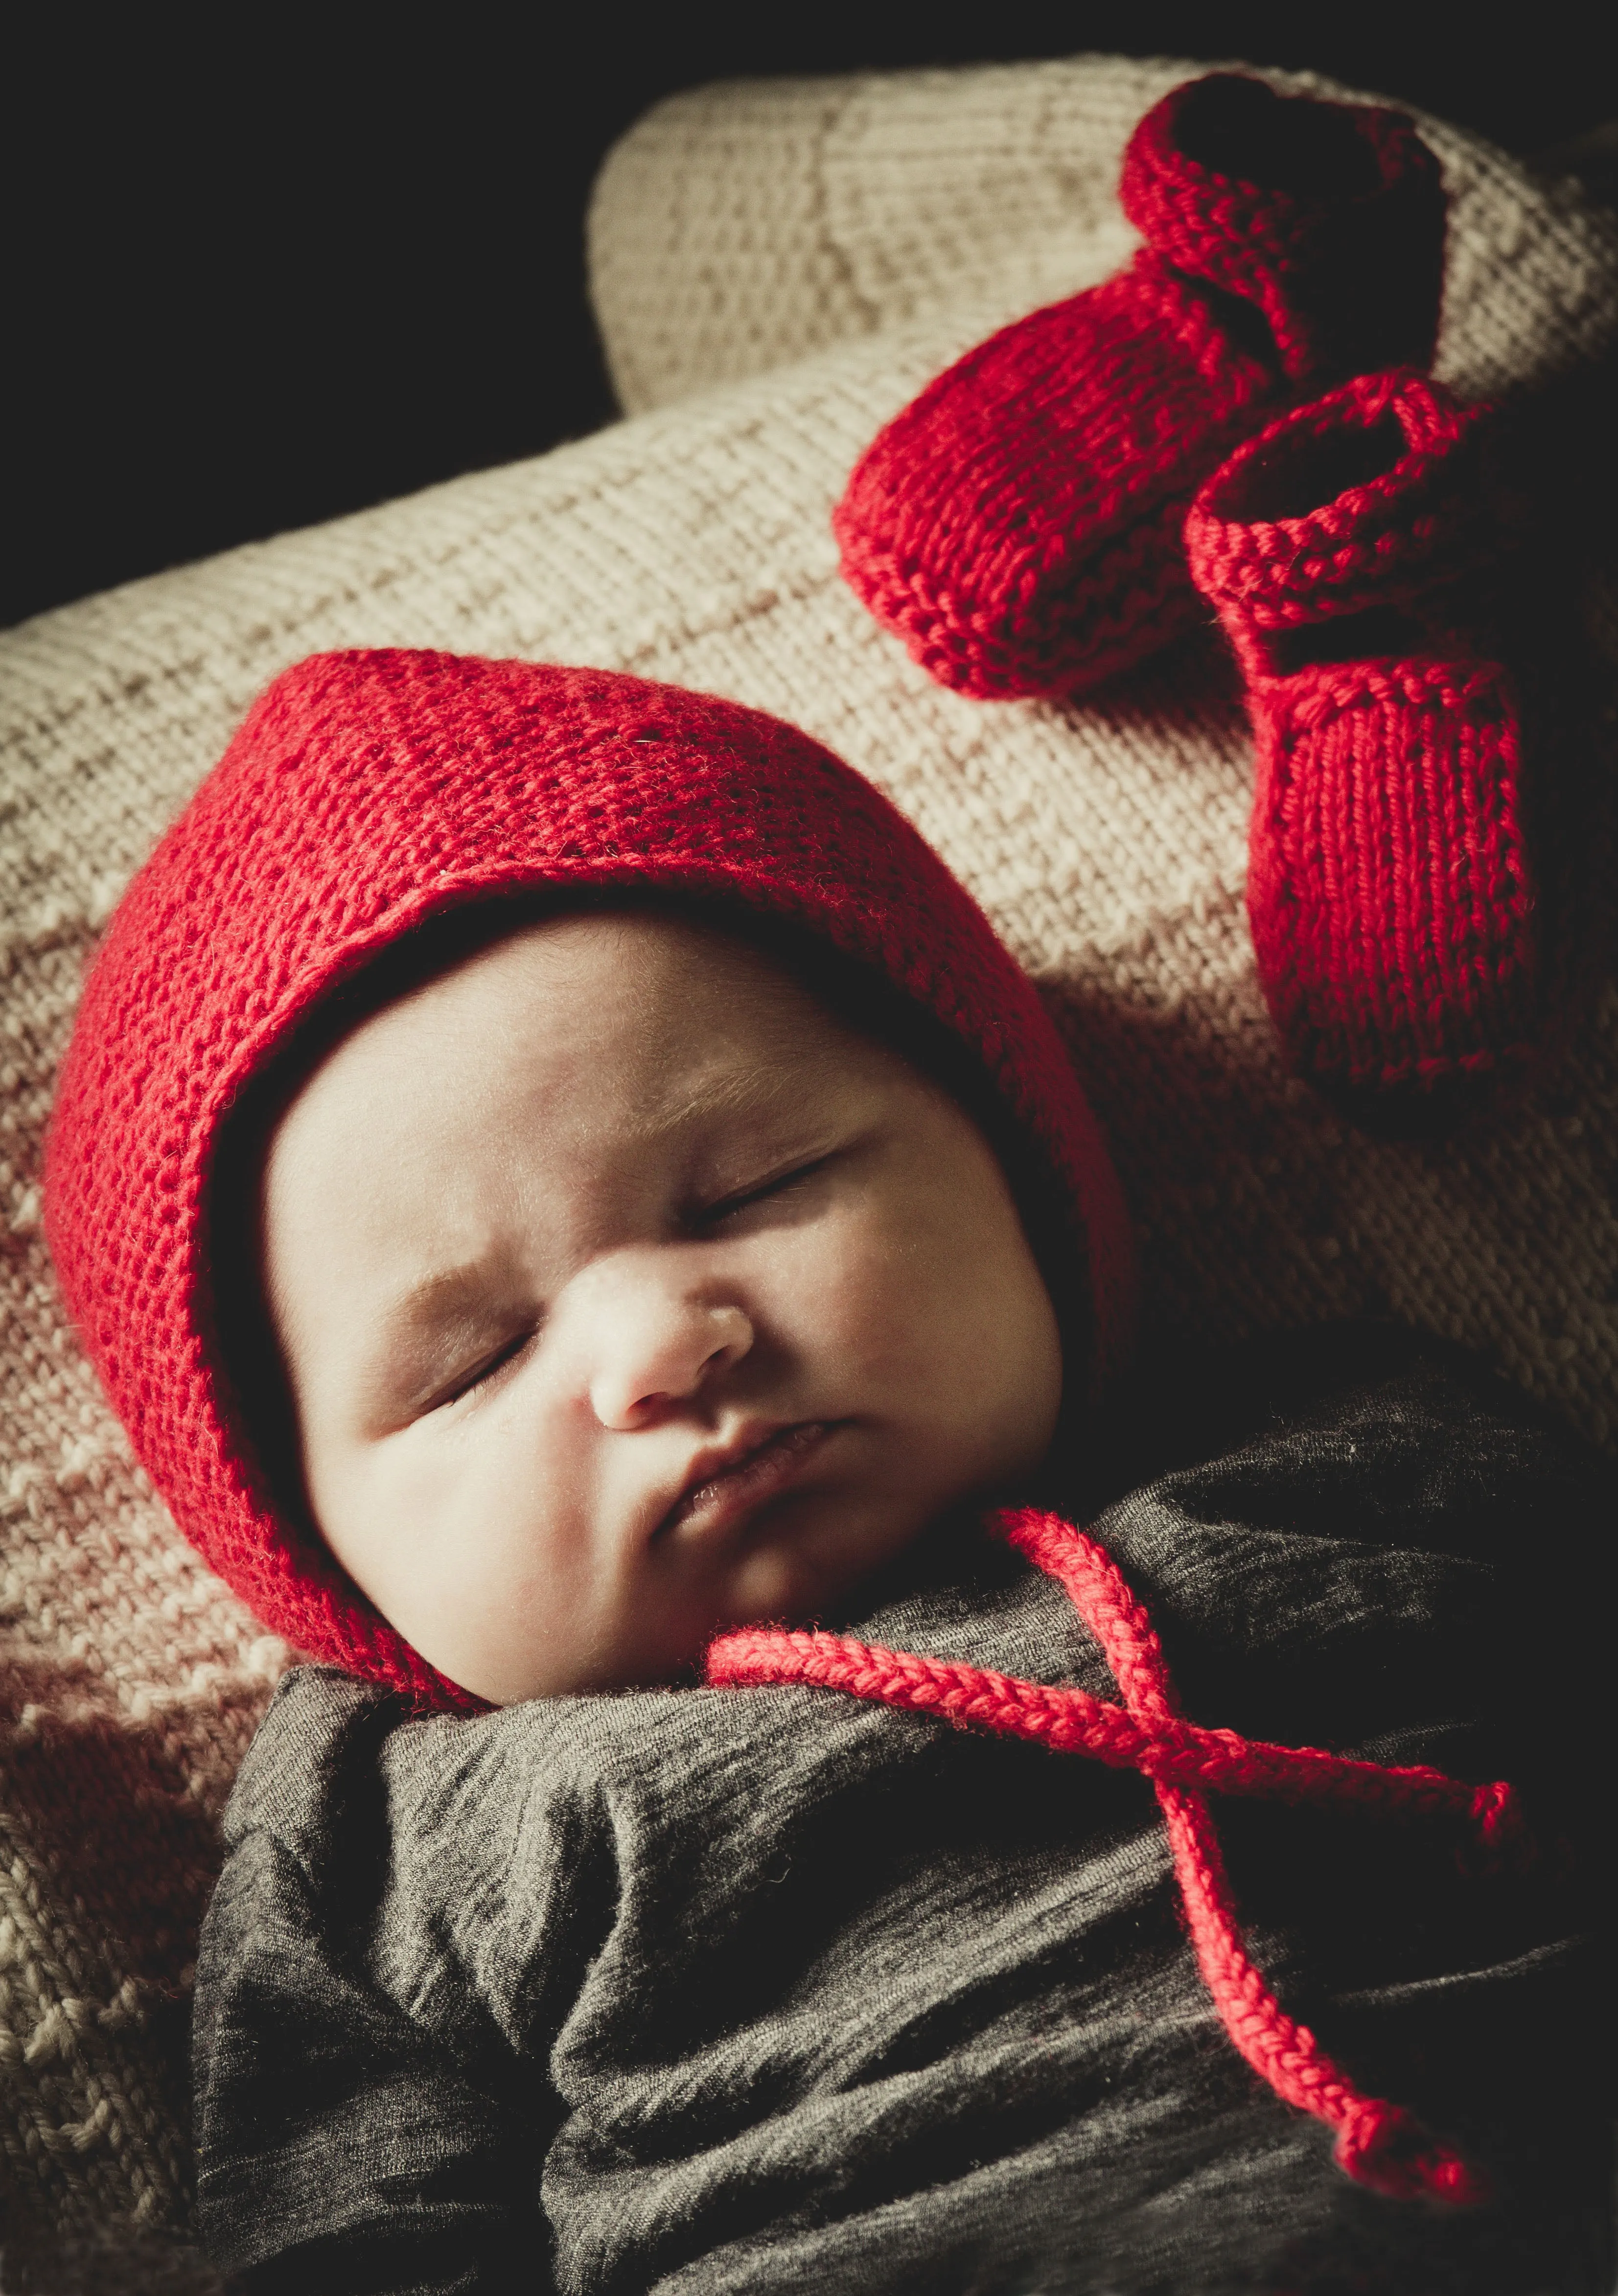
[{"xmin": 192, "ymin": 1331, "xmax": 1611, "ymax": 2295}]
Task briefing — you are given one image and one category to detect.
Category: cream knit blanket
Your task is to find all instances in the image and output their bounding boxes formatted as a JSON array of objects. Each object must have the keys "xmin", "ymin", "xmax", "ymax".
[{"xmin": 1, "ymin": 53, "xmax": 1614, "ymax": 2277}]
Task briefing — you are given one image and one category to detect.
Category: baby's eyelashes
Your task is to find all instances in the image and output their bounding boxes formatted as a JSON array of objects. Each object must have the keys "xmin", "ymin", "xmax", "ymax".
[
  {"xmin": 399, "ymin": 1319, "xmax": 543, "ymax": 1422},
  {"xmin": 430, "ymin": 1330, "xmax": 538, "ymax": 1411},
  {"xmin": 685, "ymin": 1151, "xmax": 841, "ymax": 1234}
]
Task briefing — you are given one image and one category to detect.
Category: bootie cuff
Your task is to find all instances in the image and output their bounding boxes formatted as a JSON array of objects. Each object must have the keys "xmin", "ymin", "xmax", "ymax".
[
  {"xmin": 1184, "ymin": 371, "xmax": 1488, "ymax": 638},
  {"xmin": 1121, "ymin": 76, "xmax": 1446, "ymax": 380}
]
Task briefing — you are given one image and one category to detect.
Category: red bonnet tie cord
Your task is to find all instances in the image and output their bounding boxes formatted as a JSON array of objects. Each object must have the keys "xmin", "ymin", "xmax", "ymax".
[{"xmin": 706, "ymin": 1507, "xmax": 1520, "ymax": 2204}]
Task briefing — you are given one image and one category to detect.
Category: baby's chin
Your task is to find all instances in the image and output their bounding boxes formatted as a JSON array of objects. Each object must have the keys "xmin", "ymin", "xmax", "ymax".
[
  {"xmin": 721, "ymin": 1543, "xmax": 832, "ymax": 1630},
  {"xmin": 719, "ymin": 1503, "xmax": 934, "ymax": 1634}
]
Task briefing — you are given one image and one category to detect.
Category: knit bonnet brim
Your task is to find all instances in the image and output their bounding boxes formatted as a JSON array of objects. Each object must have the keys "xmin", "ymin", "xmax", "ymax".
[{"xmin": 45, "ymin": 650, "xmax": 1133, "ymax": 1704}]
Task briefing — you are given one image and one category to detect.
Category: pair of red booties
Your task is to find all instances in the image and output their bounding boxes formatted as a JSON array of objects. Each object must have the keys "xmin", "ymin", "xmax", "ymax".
[{"xmin": 836, "ymin": 74, "xmax": 1557, "ymax": 1134}]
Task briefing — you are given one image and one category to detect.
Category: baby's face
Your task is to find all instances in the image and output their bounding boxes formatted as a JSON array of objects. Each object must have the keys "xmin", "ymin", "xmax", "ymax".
[{"xmin": 262, "ymin": 913, "xmax": 1063, "ymax": 1702}]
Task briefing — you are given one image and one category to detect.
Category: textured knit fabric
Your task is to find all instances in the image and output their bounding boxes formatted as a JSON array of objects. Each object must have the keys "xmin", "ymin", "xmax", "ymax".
[
  {"xmin": 191, "ymin": 1332, "xmax": 1613, "ymax": 2294},
  {"xmin": 43, "ymin": 648, "xmax": 1132, "ymax": 1707},
  {"xmin": 1185, "ymin": 368, "xmax": 1568, "ymax": 1127},
  {"xmin": 2, "ymin": 51, "xmax": 1616, "ymax": 2273},
  {"xmin": 588, "ymin": 64, "xmax": 1617, "ymax": 418},
  {"xmin": 832, "ymin": 74, "xmax": 1446, "ymax": 701}
]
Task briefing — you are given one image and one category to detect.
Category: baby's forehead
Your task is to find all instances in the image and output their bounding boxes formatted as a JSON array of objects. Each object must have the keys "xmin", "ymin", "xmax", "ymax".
[
  {"xmin": 266, "ymin": 900, "xmax": 922, "ymax": 1178},
  {"xmin": 358, "ymin": 903, "xmax": 873, "ymax": 1070}
]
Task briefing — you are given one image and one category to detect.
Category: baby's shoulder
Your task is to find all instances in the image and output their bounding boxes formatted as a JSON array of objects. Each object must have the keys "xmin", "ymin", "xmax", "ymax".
[
  {"xmin": 222, "ymin": 1666, "xmax": 410, "ymax": 1876},
  {"xmin": 1099, "ymin": 1320, "xmax": 1610, "ymax": 1550},
  {"xmin": 222, "ymin": 1656, "xmax": 907, "ymax": 1897},
  {"xmin": 1084, "ymin": 1323, "xmax": 1612, "ymax": 1752}
]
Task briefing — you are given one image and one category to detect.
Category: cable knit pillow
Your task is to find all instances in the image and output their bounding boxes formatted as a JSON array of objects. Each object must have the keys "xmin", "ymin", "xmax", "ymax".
[{"xmin": 1, "ymin": 51, "xmax": 1614, "ymax": 2285}]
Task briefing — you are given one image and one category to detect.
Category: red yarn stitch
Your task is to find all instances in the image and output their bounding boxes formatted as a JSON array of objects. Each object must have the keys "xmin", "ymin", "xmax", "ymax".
[
  {"xmin": 707, "ymin": 1506, "xmax": 1504, "ymax": 2204},
  {"xmin": 833, "ymin": 74, "xmax": 1445, "ymax": 702},
  {"xmin": 43, "ymin": 651, "xmax": 1133, "ymax": 1707},
  {"xmin": 1184, "ymin": 369, "xmax": 1542, "ymax": 1131}
]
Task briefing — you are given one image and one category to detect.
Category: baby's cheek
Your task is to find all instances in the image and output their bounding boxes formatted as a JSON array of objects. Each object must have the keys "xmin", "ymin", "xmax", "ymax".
[{"xmin": 773, "ymin": 1210, "xmax": 925, "ymax": 1372}]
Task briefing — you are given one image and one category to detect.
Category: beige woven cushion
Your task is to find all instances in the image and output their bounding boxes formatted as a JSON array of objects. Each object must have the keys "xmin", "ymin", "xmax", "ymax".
[
  {"xmin": 589, "ymin": 57, "xmax": 1618, "ymax": 412},
  {"xmin": 1, "ymin": 52, "xmax": 1614, "ymax": 2273}
]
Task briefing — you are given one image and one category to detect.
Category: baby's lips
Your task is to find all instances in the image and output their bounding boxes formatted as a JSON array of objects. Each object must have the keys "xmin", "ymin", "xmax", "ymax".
[{"xmin": 657, "ymin": 1421, "xmax": 837, "ymax": 1547}]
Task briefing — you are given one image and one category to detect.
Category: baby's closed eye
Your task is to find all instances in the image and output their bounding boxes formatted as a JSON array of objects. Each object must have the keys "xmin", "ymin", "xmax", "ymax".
[
  {"xmin": 424, "ymin": 1325, "xmax": 541, "ymax": 1413},
  {"xmin": 687, "ymin": 1151, "xmax": 842, "ymax": 1233}
]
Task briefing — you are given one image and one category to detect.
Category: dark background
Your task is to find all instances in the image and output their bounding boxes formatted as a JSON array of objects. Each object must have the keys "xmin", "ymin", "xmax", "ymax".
[{"xmin": 9, "ymin": 7, "xmax": 1616, "ymax": 630}]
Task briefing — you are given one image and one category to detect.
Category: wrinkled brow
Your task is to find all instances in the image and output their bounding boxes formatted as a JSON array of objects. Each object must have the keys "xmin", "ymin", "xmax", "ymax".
[
  {"xmin": 650, "ymin": 1050, "xmax": 841, "ymax": 1132},
  {"xmin": 380, "ymin": 1262, "xmax": 512, "ymax": 1339},
  {"xmin": 371, "ymin": 1043, "xmax": 854, "ymax": 1354}
]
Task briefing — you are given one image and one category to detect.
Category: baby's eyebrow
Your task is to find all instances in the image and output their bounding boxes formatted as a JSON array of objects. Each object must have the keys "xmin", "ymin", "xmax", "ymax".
[
  {"xmin": 655, "ymin": 1055, "xmax": 835, "ymax": 1131},
  {"xmin": 376, "ymin": 1262, "xmax": 516, "ymax": 1344}
]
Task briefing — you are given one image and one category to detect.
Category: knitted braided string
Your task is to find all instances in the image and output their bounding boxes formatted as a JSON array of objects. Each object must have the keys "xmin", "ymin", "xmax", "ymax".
[{"xmin": 707, "ymin": 1506, "xmax": 1507, "ymax": 2204}]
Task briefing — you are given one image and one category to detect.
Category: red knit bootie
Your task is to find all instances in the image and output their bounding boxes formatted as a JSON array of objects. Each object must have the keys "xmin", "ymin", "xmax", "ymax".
[
  {"xmin": 834, "ymin": 74, "xmax": 1446, "ymax": 703},
  {"xmin": 1185, "ymin": 368, "xmax": 1555, "ymax": 1134}
]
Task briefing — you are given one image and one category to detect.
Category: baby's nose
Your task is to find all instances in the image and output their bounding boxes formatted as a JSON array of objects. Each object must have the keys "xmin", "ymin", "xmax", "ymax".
[{"xmin": 581, "ymin": 1261, "xmax": 755, "ymax": 1430}]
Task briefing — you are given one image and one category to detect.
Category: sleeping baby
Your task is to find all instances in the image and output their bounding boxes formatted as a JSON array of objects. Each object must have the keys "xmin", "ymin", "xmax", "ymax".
[{"xmin": 45, "ymin": 649, "xmax": 1608, "ymax": 2293}]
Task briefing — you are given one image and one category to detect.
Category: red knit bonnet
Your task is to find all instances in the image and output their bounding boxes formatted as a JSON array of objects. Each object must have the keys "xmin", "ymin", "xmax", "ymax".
[{"xmin": 45, "ymin": 650, "xmax": 1132, "ymax": 1706}]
